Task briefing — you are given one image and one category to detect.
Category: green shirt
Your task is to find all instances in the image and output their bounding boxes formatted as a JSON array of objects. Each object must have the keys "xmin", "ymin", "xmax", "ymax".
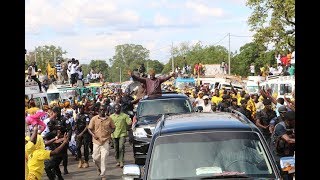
[{"xmin": 110, "ymin": 113, "xmax": 132, "ymax": 138}]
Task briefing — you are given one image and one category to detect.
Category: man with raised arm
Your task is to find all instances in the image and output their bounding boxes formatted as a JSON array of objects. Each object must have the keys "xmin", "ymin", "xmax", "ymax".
[{"xmin": 128, "ymin": 68, "xmax": 176, "ymax": 96}]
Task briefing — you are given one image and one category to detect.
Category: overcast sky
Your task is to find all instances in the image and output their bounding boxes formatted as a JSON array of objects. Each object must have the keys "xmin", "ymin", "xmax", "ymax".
[{"xmin": 25, "ymin": 0, "xmax": 254, "ymax": 65}]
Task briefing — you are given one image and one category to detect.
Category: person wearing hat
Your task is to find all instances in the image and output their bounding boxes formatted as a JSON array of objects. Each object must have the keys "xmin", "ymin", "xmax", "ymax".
[
  {"xmin": 193, "ymin": 91, "xmax": 205, "ymax": 107},
  {"xmin": 255, "ymin": 99, "xmax": 277, "ymax": 144},
  {"xmin": 269, "ymin": 105, "xmax": 288, "ymax": 134},
  {"xmin": 202, "ymin": 95, "xmax": 213, "ymax": 112}
]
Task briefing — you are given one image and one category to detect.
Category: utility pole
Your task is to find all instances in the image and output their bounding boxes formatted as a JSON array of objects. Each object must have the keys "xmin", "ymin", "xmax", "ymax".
[
  {"xmin": 34, "ymin": 47, "xmax": 37, "ymax": 62},
  {"xmin": 147, "ymin": 60, "xmax": 149, "ymax": 72},
  {"xmin": 171, "ymin": 42, "xmax": 174, "ymax": 72},
  {"xmin": 120, "ymin": 67, "xmax": 122, "ymax": 83},
  {"xmin": 228, "ymin": 33, "xmax": 231, "ymax": 75},
  {"xmin": 120, "ymin": 46, "xmax": 125, "ymax": 83},
  {"xmin": 53, "ymin": 51, "xmax": 56, "ymax": 65}
]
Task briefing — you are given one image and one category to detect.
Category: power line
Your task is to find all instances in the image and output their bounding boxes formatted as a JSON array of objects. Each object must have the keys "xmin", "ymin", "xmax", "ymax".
[
  {"xmin": 149, "ymin": 45, "xmax": 171, "ymax": 52},
  {"xmin": 212, "ymin": 34, "xmax": 229, "ymax": 45},
  {"xmin": 230, "ymin": 34, "xmax": 253, "ymax": 37}
]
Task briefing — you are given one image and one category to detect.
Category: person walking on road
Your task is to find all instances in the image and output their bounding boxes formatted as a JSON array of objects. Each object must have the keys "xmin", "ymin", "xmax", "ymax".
[
  {"xmin": 110, "ymin": 104, "xmax": 132, "ymax": 168},
  {"xmin": 88, "ymin": 105, "xmax": 115, "ymax": 180},
  {"xmin": 75, "ymin": 105, "xmax": 91, "ymax": 168}
]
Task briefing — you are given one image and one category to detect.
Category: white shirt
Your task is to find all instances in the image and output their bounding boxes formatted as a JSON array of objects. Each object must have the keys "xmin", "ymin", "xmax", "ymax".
[
  {"xmin": 203, "ymin": 103, "xmax": 213, "ymax": 112},
  {"xmin": 195, "ymin": 98, "xmax": 205, "ymax": 107},
  {"xmin": 29, "ymin": 66, "xmax": 36, "ymax": 76},
  {"xmin": 70, "ymin": 64, "xmax": 78, "ymax": 74},
  {"xmin": 41, "ymin": 118, "xmax": 51, "ymax": 137},
  {"xmin": 77, "ymin": 71, "xmax": 83, "ymax": 79},
  {"xmin": 250, "ymin": 65, "xmax": 255, "ymax": 73},
  {"xmin": 291, "ymin": 51, "xmax": 295, "ymax": 64},
  {"xmin": 276, "ymin": 54, "xmax": 281, "ymax": 64},
  {"xmin": 269, "ymin": 67, "xmax": 276, "ymax": 74}
]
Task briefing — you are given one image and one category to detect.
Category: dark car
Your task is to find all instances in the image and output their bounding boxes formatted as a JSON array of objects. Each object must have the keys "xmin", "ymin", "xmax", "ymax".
[
  {"xmin": 124, "ymin": 111, "xmax": 282, "ymax": 179},
  {"xmin": 132, "ymin": 92, "xmax": 193, "ymax": 165}
]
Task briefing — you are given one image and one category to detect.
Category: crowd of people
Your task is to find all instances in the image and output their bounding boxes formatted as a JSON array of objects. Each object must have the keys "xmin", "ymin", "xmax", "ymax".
[
  {"xmin": 250, "ymin": 50, "xmax": 295, "ymax": 77},
  {"xmin": 25, "ymin": 63, "xmax": 295, "ymax": 179},
  {"xmin": 26, "ymin": 58, "xmax": 105, "ymax": 94}
]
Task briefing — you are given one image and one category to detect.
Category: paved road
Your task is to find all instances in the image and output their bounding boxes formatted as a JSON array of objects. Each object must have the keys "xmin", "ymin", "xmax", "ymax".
[{"xmin": 42, "ymin": 139, "xmax": 135, "ymax": 180}]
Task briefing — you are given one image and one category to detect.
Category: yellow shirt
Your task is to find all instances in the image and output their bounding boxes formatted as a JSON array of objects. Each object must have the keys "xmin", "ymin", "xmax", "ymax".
[
  {"xmin": 236, "ymin": 94, "xmax": 244, "ymax": 106},
  {"xmin": 246, "ymin": 98, "xmax": 257, "ymax": 118},
  {"xmin": 25, "ymin": 141, "xmax": 35, "ymax": 180},
  {"xmin": 27, "ymin": 149, "xmax": 51, "ymax": 180},
  {"xmin": 26, "ymin": 107, "xmax": 40, "ymax": 115},
  {"xmin": 211, "ymin": 96, "xmax": 222, "ymax": 105}
]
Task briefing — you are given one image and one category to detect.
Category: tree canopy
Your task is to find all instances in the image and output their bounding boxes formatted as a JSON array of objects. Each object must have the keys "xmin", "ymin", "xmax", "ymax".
[{"xmin": 246, "ymin": 0, "xmax": 295, "ymax": 52}]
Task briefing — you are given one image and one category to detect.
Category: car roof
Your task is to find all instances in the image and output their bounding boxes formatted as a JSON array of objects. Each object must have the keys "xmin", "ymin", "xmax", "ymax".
[
  {"xmin": 140, "ymin": 93, "xmax": 188, "ymax": 101},
  {"xmin": 158, "ymin": 112, "xmax": 257, "ymax": 134}
]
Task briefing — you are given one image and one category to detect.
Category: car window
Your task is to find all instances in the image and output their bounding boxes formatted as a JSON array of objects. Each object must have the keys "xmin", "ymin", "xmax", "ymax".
[
  {"xmin": 148, "ymin": 131, "xmax": 276, "ymax": 179},
  {"xmin": 138, "ymin": 98, "xmax": 192, "ymax": 117}
]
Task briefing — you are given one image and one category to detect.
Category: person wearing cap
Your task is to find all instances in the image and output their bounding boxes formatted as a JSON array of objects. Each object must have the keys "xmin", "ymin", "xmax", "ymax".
[
  {"xmin": 269, "ymin": 105, "xmax": 288, "ymax": 134},
  {"xmin": 255, "ymin": 99, "xmax": 277, "ymax": 144},
  {"xmin": 202, "ymin": 95, "xmax": 213, "ymax": 112},
  {"xmin": 193, "ymin": 91, "xmax": 205, "ymax": 107},
  {"xmin": 270, "ymin": 111, "xmax": 295, "ymax": 179}
]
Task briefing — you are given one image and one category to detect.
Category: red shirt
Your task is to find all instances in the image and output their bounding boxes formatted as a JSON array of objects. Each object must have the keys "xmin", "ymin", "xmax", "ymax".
[{"xmin": 281, "ymin": 56, "xmax": 288, "ymax": 66}]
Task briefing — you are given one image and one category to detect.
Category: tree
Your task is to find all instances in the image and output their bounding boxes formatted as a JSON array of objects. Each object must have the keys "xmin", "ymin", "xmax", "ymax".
[
  {"xmin": 231, "ymin": 42, "xmax": 275, "ymax": 76},
  {"xmin": 109, "ymin": 44, "xmax": 150, "ymax": 82},
  {"xmin": 146, "ymin": 60, "xmax": 164, "ymax": 74},
  {"xmin": 246, "ymin": 0, "xmax": 295, "ymax": 51}
]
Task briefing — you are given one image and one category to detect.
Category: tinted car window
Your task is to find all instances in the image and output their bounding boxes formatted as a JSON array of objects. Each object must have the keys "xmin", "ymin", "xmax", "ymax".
[
  {"xmin": 138, "ymin": 98, "xmax": 192, "ymax": 117},
  {"xmin": 148, "ymin": 131, "xmax": 276, "ymax": 179}
]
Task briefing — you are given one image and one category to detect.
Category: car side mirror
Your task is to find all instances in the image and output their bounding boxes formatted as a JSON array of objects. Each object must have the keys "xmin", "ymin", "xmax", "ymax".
[{"xmin": 123, "ymin": 164, "xmax": 141, "ymax": 180}]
